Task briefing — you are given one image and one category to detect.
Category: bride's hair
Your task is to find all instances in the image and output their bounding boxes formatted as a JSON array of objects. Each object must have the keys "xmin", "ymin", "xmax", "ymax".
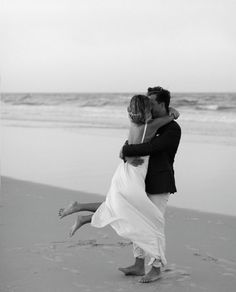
[{"xmin": 127, "ymin": 95, "xmax": 151, "ymax": 125}]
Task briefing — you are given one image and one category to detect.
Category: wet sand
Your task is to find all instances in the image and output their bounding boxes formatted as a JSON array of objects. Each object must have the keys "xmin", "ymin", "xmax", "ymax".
[
  {"xmin": 2, "ymin": 125, "xmax": 236, "ymax": 216},
  {"xmin": 1, "ymin": 177, "xmax": 236, "ymax": 292}
]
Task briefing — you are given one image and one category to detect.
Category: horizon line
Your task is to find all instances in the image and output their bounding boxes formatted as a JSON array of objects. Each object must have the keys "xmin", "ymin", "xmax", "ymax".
[{"xmin": 2, "ymin": 91, "xmax": 236, "ymax": 94}]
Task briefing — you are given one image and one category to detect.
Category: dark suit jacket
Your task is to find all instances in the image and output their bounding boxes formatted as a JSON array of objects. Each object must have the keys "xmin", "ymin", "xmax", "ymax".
[{"xmin": 122, "ymin": 121, "xmax": 181, "ymax": 195}]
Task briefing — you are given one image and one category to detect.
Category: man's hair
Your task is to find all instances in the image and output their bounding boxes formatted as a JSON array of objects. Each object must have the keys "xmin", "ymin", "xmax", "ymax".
[
  {"xmin": 147, "ymin": 86, "xmax": 170, "ymax": 113},
  {"xmin": 127, "ymin": 95, "xmax": 151, "ymax": 125}
]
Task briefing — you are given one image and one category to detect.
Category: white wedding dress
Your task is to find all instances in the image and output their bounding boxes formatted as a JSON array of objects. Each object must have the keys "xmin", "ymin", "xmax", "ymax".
[{"xmin": 91, "ymin": 123, "xmax": 167, "ymax": 266}]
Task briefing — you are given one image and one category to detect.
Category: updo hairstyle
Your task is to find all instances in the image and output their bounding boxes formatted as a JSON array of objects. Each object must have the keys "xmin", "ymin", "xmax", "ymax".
[{"xmin": 127, "ymin": 95, "xmax": 151, "ymax": 125}]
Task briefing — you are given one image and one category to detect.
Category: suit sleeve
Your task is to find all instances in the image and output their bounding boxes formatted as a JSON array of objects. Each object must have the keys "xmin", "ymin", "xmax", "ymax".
[{"xmin": 122, "ymin": 125, "xmax": 181, "ymax": 157}]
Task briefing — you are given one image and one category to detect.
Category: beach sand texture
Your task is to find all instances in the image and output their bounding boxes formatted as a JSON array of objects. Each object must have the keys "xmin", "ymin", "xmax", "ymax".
[{"xmin": 1, "ymin": 177, "xmax": 236, "ymax": 292}]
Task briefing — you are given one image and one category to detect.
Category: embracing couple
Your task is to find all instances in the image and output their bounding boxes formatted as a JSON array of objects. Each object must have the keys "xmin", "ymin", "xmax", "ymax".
[{"xmin": 59, "ymin": 86, "xmax": 181, "ymax": 283}]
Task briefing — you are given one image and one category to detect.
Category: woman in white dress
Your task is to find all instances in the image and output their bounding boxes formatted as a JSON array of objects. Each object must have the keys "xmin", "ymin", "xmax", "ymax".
[{"xmin": 59, "ymin": 94, "xmax": 179, "ymax": 282}]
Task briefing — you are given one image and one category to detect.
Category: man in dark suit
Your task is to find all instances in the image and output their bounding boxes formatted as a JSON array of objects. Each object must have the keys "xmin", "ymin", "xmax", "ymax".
[{"xmin": 119, "ymin": 86, "xmax": 181, "ymax": 283}]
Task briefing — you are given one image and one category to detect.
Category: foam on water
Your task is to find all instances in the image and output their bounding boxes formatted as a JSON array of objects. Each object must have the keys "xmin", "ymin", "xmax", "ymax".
[{"xmin": 1, "ymin": 92, "xmax": 236, "ymax": 134}]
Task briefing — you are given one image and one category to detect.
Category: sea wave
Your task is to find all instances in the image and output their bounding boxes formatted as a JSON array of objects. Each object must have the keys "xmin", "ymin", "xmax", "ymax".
[
  {"xmin": 1, "ymin": 92, "xmax": 236, "ymax": 128},
  {"xmin": 1, "ymin": 93, "xmax": 130, "ymax": 107},
  {"xmin": 2, "ymin": 92, "xmax": 236, "ymax": 110},
  {"xmin": 196, "ymin": 104, "xmax": 236, "ymax": 111}
]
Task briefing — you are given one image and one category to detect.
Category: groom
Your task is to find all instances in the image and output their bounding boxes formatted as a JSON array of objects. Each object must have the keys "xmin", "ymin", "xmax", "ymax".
[{"xmin": 119, "ymin": 86, "xmax": 181, "ymax": 283}]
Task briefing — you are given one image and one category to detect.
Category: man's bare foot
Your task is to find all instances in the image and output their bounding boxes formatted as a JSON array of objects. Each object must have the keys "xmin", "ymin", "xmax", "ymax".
[
  {"xmin": 58, "ymin": 201, "xmax": 80, "ymax": 219},
  {"xmin": 118, "ymin": 265, "xmax": 145, "ymax": 276},
  {"xmin": 139, "ymin": 266, "xmax": 161, "ymax": 283}
]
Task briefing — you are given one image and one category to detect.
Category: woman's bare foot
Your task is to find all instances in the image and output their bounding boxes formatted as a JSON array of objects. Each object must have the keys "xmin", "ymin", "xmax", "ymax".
[
  {"xmin": 118, "ymin": 265, "xmax": 145, "ymax": 276},
  {"xmin": 69, "ymin": 214, "xmax": 92, "ymax": 237},
  {"xmin": 139, "ymin": 266, "xmax": 161, "ymax": 283},
  {"xmin": 58, "ymin": 201, "xmax": 80, "ymax": 219}
]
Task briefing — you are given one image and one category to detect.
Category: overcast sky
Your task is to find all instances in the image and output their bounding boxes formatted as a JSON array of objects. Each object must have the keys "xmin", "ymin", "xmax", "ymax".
[{"xmin": 1, "ymin": 0, "xmax": 236, "ymax": 92}]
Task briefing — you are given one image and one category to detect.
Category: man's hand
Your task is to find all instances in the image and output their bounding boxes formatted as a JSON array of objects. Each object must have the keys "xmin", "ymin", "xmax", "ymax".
[
  {"xmin": 169, "ymin": 107, "xmax": 180, "ymax": 119},
  {"xmin": 119, "ymin": 141, "xmax": 144, "ymax": 166},
  {"xmin": 119, "ymin": 141, "xmax": 129, "ymax": 160},
  {"xmin": 125, "ymin": 157, "xmax": 144, "ymax": 167}
]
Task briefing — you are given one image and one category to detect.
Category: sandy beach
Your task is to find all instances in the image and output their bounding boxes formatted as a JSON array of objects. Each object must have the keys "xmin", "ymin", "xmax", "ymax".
[
  {"xmin": 1, "ymin": 176, "xmax": 236, "ymax": 292},
  {"xmin": 1, "ymin": 122, "xmax": 236, "ymax": 291}
]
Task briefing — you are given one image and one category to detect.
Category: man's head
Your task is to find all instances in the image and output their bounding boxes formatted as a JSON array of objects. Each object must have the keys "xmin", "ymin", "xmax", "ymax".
[{"xmin": 147, "ymin": 86, "xmax": 170, "ymax": 118}]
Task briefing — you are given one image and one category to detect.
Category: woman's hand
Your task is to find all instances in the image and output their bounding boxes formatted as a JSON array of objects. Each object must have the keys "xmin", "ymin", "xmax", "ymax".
[{"xmin": 169, "ymin": 107, "xmax": 180, "ymax": 119}]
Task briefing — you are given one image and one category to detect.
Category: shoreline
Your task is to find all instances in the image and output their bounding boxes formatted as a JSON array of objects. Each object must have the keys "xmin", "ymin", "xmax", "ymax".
[
  {"xmin": 2, "ymin": 118, "xmax": 236, "ymax": 143},
  {"xmin": 2, "ymin": 124, "xmax": 236, "ymax": 216},
  {"xmin": 2, "ymin": 175, "xmax": 236, "ymax": 220},
  {"xmin": 1, "ymin": 176, "xmax": 236, "ymax": 292}
]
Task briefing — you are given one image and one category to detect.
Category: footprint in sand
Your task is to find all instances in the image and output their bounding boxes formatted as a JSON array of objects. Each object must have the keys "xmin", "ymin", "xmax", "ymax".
[
  {"xmin": 193, "ymin": 251, "xmax": 219, "ymax": 263},
  {"xmin": 68, "ymin": 239, "xmax": 97, "ymax": 248},
  {"xmin": 68, "ymin": 239, "xmax": 132, "ymax": 249},
  {"xmin": 186, "ymin": 245, "xmax": 220, "ymax": 263},
  {"xmin": 191, "ymin": 248, "xmax": 236, "ymax": 278},
  {"xmin": 161, "ymin": 267, "xmax": 191, "ymax": 283}
]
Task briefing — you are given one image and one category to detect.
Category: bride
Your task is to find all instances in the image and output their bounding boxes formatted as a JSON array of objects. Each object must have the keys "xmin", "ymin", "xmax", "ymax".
[{"xmin": 59, "ymin": 94, "xmax": 179, "ymax": 282}]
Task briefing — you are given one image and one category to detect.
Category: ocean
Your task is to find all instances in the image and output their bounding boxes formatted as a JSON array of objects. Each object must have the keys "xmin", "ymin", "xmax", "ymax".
[{"xmin": 1, "ymin": 92, "xmax": 236, "ymax": 137}]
